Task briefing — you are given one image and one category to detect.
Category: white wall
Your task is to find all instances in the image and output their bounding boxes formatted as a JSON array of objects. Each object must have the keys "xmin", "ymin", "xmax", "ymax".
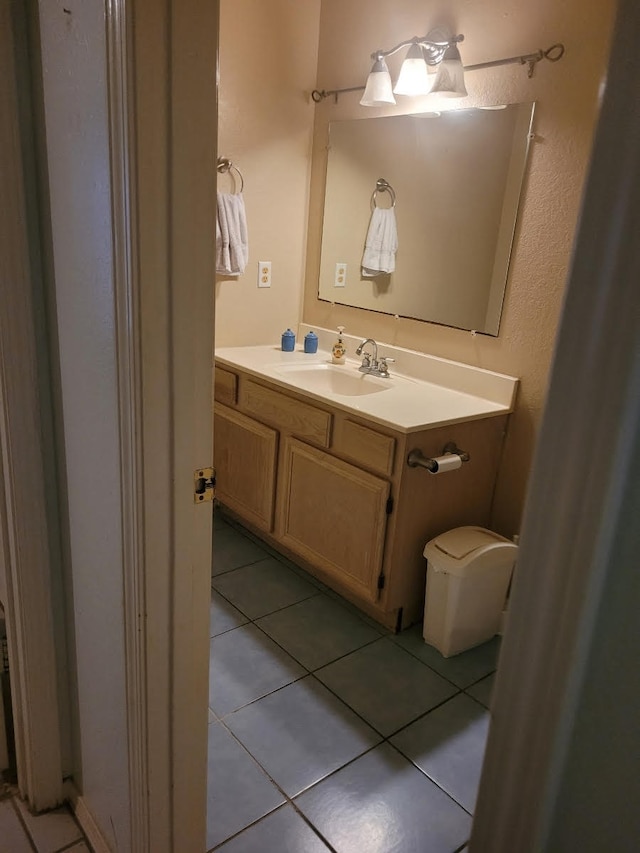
[
  {"xmin": 37, "ymin": 1, "xmax": 131, "ymax": 847},
  {"xmin": 215, "ymin": 0, "xmax": 321, "ymax": 347},
  {"xmin": 304, "ymin": 0, "xmax": 616, "ymax": 537}
]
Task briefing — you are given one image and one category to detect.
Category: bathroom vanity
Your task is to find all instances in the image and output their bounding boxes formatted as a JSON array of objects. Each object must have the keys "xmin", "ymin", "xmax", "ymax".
[{"xmin": 213, "ymin": 330, "xmax": 517, "ymax": 630}]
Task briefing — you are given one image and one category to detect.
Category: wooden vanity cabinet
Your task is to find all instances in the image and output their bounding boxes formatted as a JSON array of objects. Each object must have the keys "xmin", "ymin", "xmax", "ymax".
[
  {"xmin": 213, "ymin": 364, "xmax": 507, "ymax": 631},
  {"xmin": 277, "ymin": 437, "xmax": 390, "ymax": 604},
  {"xmin": 213, "ymin": 404, "xmax": 278, "ymax": 532}
]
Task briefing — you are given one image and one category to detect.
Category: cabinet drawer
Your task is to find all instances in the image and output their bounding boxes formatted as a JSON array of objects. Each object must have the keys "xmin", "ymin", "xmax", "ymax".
[
  {"xmin": 214, "ymin": 366, "xmax": 237, "ymax": 406},
  {"xmin": 241, "ymin": 380, "xmax": 332, "ymax": 447},
  {"xmin": 335, "ymin": 420, "xmax": 396, "ymax": 477}
]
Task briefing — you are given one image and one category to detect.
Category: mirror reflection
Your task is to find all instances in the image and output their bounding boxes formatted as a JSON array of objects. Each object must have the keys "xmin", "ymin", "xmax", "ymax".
[{"xmin": 318, "ymin": 102, "xmax": 535, "ymax": 335}]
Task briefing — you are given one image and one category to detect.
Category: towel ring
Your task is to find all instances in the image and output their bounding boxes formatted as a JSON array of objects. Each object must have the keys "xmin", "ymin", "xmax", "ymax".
[
  {"xmin": 217, "ymin": 156, "xmax": 244, "ymax": 193},
  {"xmin": 371, "ymin": 178, "xmax": 396, "ymax": 209}
]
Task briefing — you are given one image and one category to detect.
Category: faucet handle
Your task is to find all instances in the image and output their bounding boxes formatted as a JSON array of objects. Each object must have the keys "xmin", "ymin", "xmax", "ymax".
[
  {"xmin": 378, "ymin": 356, "xmax": 395, "ymax": 376},
  {"xmin": 360, "ymin": 352, "xmax": 372, "ymax": 368}
]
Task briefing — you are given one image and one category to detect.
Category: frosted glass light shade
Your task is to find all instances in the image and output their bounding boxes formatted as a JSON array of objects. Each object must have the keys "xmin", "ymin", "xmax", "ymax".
[
  {"xmin": 430, "ymin": 44, "xmax": 468, "ymax": 98},
  {"xmin": 360, "ymin": 57, "xmax": 396, "ymax": 106},
  {"xmin": 394, "ymin": 44, "xmax": 431, "ymax": 95}
]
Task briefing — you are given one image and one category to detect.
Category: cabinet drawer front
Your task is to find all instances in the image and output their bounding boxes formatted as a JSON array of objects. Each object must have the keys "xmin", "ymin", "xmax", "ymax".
[
  {"xmin": 242, "ymin": 380, "xmax": 331, "ymax": 447},
  {"xmin": 337, "ymin": 420, "xmax": 395, "ymax": 477},
  {"xmin": 213, "ymin": 404, "xmax": 277, "ymax": 532},
  {"xmin": 214, "ymin": 366, "xmax": 237, "ymax": 406},
  {"xmin": 277, "ymin": 438, "xmax": 389, "ymax": 602}
]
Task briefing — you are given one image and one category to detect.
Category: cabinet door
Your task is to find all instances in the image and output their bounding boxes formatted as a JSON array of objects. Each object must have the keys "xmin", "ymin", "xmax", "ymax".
[
  {"xmin": 278, "ymin": 437, "xmax": 390, "ymax": 602},
  {"xmin": 214, "ymin": 404, "xmax": 278, "ymax": 532}
]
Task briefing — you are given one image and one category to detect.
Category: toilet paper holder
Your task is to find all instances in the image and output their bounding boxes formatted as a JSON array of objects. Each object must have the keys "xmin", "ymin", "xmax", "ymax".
[{"xmin": 407, "ymin": 442, "xmax": 470, "ymax": 473}]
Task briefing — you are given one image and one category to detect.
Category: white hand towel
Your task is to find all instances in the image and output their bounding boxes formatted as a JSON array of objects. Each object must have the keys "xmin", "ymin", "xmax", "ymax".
[
  {"xmin": 361, "ymin": 207, "xmax": 398, "ymax": 277},
  {"xmin": 216, "ymin": 192, "xmax": 249, "ymax": 276}
]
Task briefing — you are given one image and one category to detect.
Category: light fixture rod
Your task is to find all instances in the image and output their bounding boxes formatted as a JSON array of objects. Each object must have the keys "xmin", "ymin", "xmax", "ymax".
[
  {"xmin": 375, "ymin": 32, "xmax": 464, "ymax": 64},
  {"xmin": 311, "ymin": 85, "xmax": 365, "ymax": 104},
  {"xmin": 311, "ymin": 42, "xmax": 565, "ymax": 103},
  {"xmin": 465, "ymin": 43, "xmax": 564, "ymax": 78}
]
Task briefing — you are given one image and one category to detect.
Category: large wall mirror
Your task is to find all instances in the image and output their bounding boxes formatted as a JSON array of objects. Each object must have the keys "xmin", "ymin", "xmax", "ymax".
[{"xmin": 317, "ymin": 102, "xmax": 535, "ymax": 335}]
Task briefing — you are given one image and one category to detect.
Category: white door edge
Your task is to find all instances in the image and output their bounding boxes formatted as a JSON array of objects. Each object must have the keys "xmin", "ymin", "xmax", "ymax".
[{"xmin": 471, "ymin": 5, "xmax": 639, "ymax": 849}]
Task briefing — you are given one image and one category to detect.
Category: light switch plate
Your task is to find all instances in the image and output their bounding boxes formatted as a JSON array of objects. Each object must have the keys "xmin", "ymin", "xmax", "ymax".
[
  {"xmin": 334, "ymin": 262, "xmax": 347, "ymax": 287},
  {"xmin": 258, "ymin": 261, "xmax": 271, "ymax": 288}
]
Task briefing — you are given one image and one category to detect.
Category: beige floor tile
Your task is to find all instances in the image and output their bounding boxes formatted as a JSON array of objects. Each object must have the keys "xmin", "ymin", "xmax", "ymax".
[
  {"xmin": 0, "ymin": 799, "xmax": 33, "ymax": 853},
  {"xmin": 14, "ymin": 797, "xmax": 82, "ymax": 853}
]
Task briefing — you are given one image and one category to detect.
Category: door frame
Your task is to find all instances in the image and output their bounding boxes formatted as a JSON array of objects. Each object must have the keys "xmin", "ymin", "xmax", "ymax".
[
  {"xmin": 126, "ymin": 1, "xmax": 219, "ymax": 849},
  {"xmin": 8, "ymin": 0, "xmax": 636, "ymax": 849},
  {"xmin": 1, "ymin": 0, "xmax": 218, "ymax": 849}
]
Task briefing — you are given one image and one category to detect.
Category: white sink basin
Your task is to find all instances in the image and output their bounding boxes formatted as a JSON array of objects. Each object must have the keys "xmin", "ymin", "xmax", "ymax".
[
  {"xmin": 215, "ymin": 343, "xmax": 518, "ymax": 433},
  {"xmin": 273, "ymin": 363, "xmax": 392, "ymax": 397}
]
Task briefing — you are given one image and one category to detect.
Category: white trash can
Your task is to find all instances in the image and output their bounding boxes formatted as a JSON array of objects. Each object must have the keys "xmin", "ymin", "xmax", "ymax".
[{"xmin": 423, "ymin": 526, "xmax": 517, "ymax": 657}]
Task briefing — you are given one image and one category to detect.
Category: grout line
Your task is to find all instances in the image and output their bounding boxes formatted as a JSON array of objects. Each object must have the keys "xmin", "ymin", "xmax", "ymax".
[
  {"xmin": 306, "ymin": 672, "xmax": 388, "ymax": 739},
  {"xmin": 283, "ymin": 796, "xmax": 340, "ymax": 853},
  {"xmin": 211, "ymin": 558, "xmax": 471, "ymax": 737},
  {"xmin": 384, "ymin": 739, "xmax": 475, "ymax": 817},
  {"xmin": 253, "ymin": 612, "xmax": 382, "ymax": 675},
  {"xmin": 305, "ymin": 633, "xmax": 384, "ymax": 673},
  {"xmin": 208, "ymin": 801, "xmax": 338, "ymax": 853},
  {"xmin": 211, "ymin": 727, "xmax": 339, "ymax": 853},
  {"xmin": 210, "ymin": 512, "xmax": 483, "ymax": 846},
  {"xmin": 388, "ymin": 633, "xmax": 499, "ymax": 692},
  {"xmin": 211, "ymin": 587, "xmax": 322, "ymax": 627},
  {"xmin": 211, "ymin": 553, "xmax": 276, "ymax": 579},
  {"xmin": 9, "ymin": 797, "xmax": 91, "ymax": 853},
  {"xmin": 212, "ymin": 670, "xmax": 309, "ymax": 721},
  {"xmin": 221, "ymin": 721, "xmax": 380, "ymax": 848},
  {"xmin": 56, "ymin": 840, "xmax": 92, "ymax": 852},
  {"xmin": 210, "ymin": 599, "xmax": 385, "ymax": 720},
  {"xmin": 9, "ymin": 797, "xmax": 39, "ymax": 853},
  {"xmin": 308, "ymin": 667, "xmax": 464, "ymax": 745},
  {"xmin": 463, "ymin": 690, "xmax": 492, "ymax": 712},
  {"xmin": 383, "ymin": 690, "xmax": 464, "ymax": 740},
  {"xmin": 216, "ymin": 510, "xmax": 363, "ymax": 603},
  {"xmin": 465, "ymin": 670, "xmax": 497, "ymax": 688},
  {"xmin": 215, "ymin": 512, "xmax": 393, "ymax": 632}
]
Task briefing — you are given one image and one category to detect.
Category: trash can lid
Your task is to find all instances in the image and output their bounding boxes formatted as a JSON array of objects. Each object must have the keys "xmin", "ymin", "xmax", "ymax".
[{"xmin": 430, "ymin": 526, "xmax": 510, "ymax": 560}]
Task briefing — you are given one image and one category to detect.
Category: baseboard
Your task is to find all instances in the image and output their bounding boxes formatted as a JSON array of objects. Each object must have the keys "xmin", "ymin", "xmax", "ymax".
[{"xmin": 63, "ymin": 780, "xmax": 112, "ymax": 853}]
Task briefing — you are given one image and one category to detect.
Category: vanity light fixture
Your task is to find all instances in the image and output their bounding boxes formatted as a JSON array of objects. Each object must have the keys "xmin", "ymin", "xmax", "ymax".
[{"xmin": 311, "ymin": 32, "xmax": 565, "ymax": 105}]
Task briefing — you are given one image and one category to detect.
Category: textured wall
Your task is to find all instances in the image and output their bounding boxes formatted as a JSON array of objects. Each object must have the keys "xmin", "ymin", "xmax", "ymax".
[
  {"xmin": 215, "ymin": 0, "xmax": 321, "ymax": 346},
  {"xmin": 304, "ymin": 0, "xmax": 616, "ymax": 535}
]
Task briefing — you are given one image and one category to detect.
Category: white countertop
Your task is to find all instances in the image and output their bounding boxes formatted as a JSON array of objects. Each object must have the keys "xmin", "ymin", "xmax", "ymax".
[{"xmin": 215, "ymin": 336, "xmax": 518, "ymax": 434}]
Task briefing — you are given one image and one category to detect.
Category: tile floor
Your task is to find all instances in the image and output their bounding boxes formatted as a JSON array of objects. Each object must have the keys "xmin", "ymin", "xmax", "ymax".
[
  {"xmin": 208, "ymin": 510, "xmax": 499, "ymax": 853},
  {"xmin": 0, "ymin": 787, "xmax": 90, "ymax": 853}
]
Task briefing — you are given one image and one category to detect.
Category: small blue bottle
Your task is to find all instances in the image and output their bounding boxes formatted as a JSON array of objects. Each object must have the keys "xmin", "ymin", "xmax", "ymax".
[
  {"xmin": 304, "ymin": 331, "xmax": 318, "ymax": 354},
  {"xmin": 281, "ymin": 328, "xmax": 295, "ymax": 351}
]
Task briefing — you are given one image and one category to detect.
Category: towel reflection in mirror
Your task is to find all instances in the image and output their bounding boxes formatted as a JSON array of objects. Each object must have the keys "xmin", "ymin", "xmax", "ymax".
[{"xmin": 361, "ymin": 206, "xmax": 398, "ymax": 277}]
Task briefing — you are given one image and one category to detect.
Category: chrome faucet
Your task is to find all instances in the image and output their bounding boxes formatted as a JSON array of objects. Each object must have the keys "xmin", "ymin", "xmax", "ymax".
[
  {"xmin": 355, "ymin": 338, "xmax": 395, "ymax": 377},
  {"xmin": 356, "ymin": 338, "xmax": 378, "ymax": 368}
]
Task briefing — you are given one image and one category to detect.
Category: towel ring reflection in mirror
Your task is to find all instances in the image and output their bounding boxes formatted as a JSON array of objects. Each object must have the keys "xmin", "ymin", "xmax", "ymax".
[
  {"xmin": 372, "ymin": 178, "xmax": 396, "ymax": 208},
  {"xmin": 217, "ymin": 156, "xmax": 244, "ymax": 193}
]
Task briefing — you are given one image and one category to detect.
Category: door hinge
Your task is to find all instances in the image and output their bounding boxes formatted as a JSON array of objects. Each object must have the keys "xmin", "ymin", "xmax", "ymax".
[
  {"xmin": 194, "ymin": 467, "xmax": 216, "ymax": 503},
  {"xmin": 377, "ymin": 573, "xmax": 386, "ymax": 591},
  {"xmin": 386, "ymin": 496, "xmax": 394, "ymax": 515}
]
